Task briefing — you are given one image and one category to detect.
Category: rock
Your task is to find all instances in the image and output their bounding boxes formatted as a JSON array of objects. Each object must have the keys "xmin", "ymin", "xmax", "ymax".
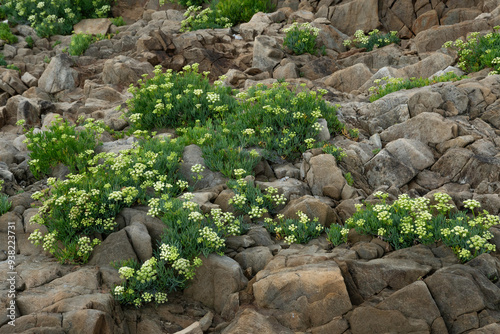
[
  {"xmin": 21, "ymin": 72, "xmax": 38, "ymax": 87},
  {"xmin": 300, "ymin": 56, "xmax": 338, "ymax": 80},
  {"xmin": 376, "ymin": 280, "xmax": 441, "ymax": 326},
  {"xmin": 234, "ymin": 246, "xmax": 274, "ymax": 273},
  {"xmin": 252, "ymin": 36, "xmax": 284, "ymax": 72},
  {"xmin": 339, "ymin": 45, "xmax": 418, "ymax": 72},
  {"xmin": 62, "ymin": 309, "xmax": 116, "ymax": 333},
  {"xmin": 349, "ymin": 306, "xmax": 429, "ymax": 334},
  {"xmin": 346, "ymin": 258, "xmax": 432, "ymax": 298},
  {"xmin": 414, "ymin": 19, "xmax": 490, "ymax": 53},
  {"xmin": 328, "ymin": 0, "xmax": 380, "ymax": 35},
  {"xmin": 380, "ymin": 112, "xmax": 457, "ymax": 144},
  {"xmin": 38, "ymin": 54, "xmax": 79, "ymax": 94},
  {"xmin": 180, "ymin": 145, "xmax": 227, "ymax": 190},
  {"xmin": 351, "ymin": 242, "xmax": 384, "ymax": 260},
  {"xmin": 221, "ymin": 308, "xmax": 293, "ymax": 334},
  {"xmin": 174, "ymin": 321, "xmax": 203, "ymax": 334},
  {"xmin": 124, "ymin": 222, "xmax": 153, "ymax": 263},
  {"xmin": 312, "ymin": 22, "xmax": 347, "ymax": 54},
  {"xmin": 74, "ymin": 18, "xmax": 111, "ymax": 35},
  {"xmin": 273, "ymin": 63, "xmax": 298, "ymax": 80},
  {"xmin": 256, "ymin": 178, "xmax": 310, "ymax": 203},
  {"xmin": 365, "ymin": 138, "xmax": 434, "ymax": 188},
  {"xmin": 441, "ymin": 8, "xmax": 482, "ymax": 25},
  {"xmin": 1, "ymin": 70, "xmax": 29, "ymax": 95},
  {"xmin": 102, "ymin": 55, "xmax": 154, "ymax": 86},
  {"xmin": 280, "ymin": 195, "xmax": 339, "ymax": 227},
  {"xmin": 400, "ymin": 53, "xmax": 455, "ymax": 81},
  {"xmin": 184, "ymin": 254, "xmax": 248, "ymax": 314},
  {"xmin": 412, "ymin": 10, "xmax": 439, "ymax": 35},
  {"xmin": 239, "ymin": 13, "xmax": 272, "ymax": 41},
  {"xmin": 324, "ymin": 63, "xmax": 373, "ymax": 93},
  {"xmin": 305, "ymin": 154, "xmax": 345, "ymax": 198},
  {"xmin": 89, "ymin": 229, "xmax": 138, "ymax": 267},
  {"xmin": 253, "ymin": 260, "xmax": 352, "ymax": 330}
]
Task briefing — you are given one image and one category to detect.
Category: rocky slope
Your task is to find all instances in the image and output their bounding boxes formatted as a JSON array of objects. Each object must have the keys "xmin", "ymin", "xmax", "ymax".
[{"xmin": 1, "ymin": 0, "xmax": 500, "ymax": 333}]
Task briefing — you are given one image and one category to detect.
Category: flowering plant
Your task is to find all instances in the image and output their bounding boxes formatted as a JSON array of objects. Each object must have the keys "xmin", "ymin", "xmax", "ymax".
[
  {"xmin": 283, "ymin": 22, "xmax": 321, "ymax": 55},
  {"xmin": 344, "ymin": 29, "xmax": 400, "ymax": 52}
]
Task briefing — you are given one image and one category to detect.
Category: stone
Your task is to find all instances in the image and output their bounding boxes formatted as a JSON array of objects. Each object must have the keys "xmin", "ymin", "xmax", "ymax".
[
  {"xmin": 351, "ymin": 242, "xmax": 384, "ymax": 260},
  {"xmin": 376, "ymin": 281, "xmax": 441, "ymax": 326},
  {"xmin": 102, "ymin": 55, "xmax": 154, "ymax": 86},
  {"xmin": 256, "ymin": 178, "xmax": 311, "ymax": 203},
  {"xmin": 412, "ymin": 10, "xmax": 439, "ymax": 35},
  {"xmin": 38, "ymin": 54, "xmax": 78, "ymax": 94},
  {"xmin": 234, "ymin": 246, "xmax": 274, "ymax": 273},
  {"xmin": 408, "ymin": 87, "xmax": 443, "ymax": 117},
  {"xmin": 273, "ymin": 62, "xmax": 298, "ymax": 79},
  {"xmin": 380, "ymin": 112, "xmax": 457, "ymax": 144},
  {"xmin": 73, "ymin": 18, "xmax": 111, "ymax": 35},
  {"xmin": 239, "ymin": 13, "xmax": 272, "ymax": 41},
  {"xmin": 180, "ymin": 145, "xmax": 227, "ymax": 190},
  {"xmin": 253, "ymin": 261, "xmax": 352, "ymax": 330},
  {"xmin": 328, "ymin": 0, "xmax": 380, "ymax": 35},
  {"xmin": 124, "ymin": 222, "xmax": 153, "ymax": 263},
  {"xmin": 300, "ymin": 56, "xmax": 338, "ymax": 80},
  {"xmin": 252, "ymin": 36, "xmax": 284, "ymax": 72},
  {"xmin": 346, "ymin": 258, "xmax": 432, "ymax": 298},
  {"xmin": 280, "ymin": 195, "xmax": 338, "ymax": 227},
  {"xmin": 431, "ymin": 148, "xmax": 474, "ymax": 181},
  {"xmin": 349, "ymin": 306, "xmax": 429, "ymax": 334},
  {"xmin": 221, "ymin": 308, "xmax": 293, "ymax": 334},
  {"xmin": 184, "ymin": 254, "xmax": 248, "ymax": 314},
  {"xmin": 324, "ymin": 63, "xmax": 373, "ymax": 93},
  {"xmin": 89, "ymin": 229, "xmax": 138, "ymax": 267},
  {"xmin": 305, "ymin": 154, "xmax": 345, "ymax": 198}
]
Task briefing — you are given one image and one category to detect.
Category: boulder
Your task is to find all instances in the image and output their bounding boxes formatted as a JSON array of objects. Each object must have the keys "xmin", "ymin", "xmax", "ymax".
[
  {"xmin": 102, "ymin": 55, "xmax": 154, "ymax": 86},
  {"xmin": 184, "ymin": 254, "xmax": 248, "ymax": 314},
  {"xmin": 328, "ymin": 0, "xmax": 380, "ymax": 35},
  {"xmin": 324, "ymin": 63, "xmax": 373, "ymax": 93},
  {"xmin": 73, "ymin": 18, "xmax": 111, "ymax": 35},
  {"xmin": 280, "ymin": 195, "xmax": 338, "ymax": 227},
  {"xmin": 252, "ymin": 36, "xmax": 284, "ymax": 72},
  {"xmin": 222, "ymin": 308, "xmax": 293, "ymax": 334},
  {"xmin": 38, "ymin": 54, "xmax": 79, "ymax": 94},
  {"xmin": 305, "ymin": 154, "xmax": 345, "ymax": 198}
]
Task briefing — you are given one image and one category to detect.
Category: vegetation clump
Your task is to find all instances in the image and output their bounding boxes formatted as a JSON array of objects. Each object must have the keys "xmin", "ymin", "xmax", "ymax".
[
  {"xmin": 283, "ymin": 22, "xmax": 321, "ymax": 55},
  {"xmin": 443, "ymin": 27, "xmax": 500, "ymax": 75},
  {"xmin": 368, "ymin": 72, "xmax": 464, "ymax": 102},
  {"xmin": 343, "ymin": 29, "xmax": 400, "ymax": 52},
  {"xmin": 327, "ymin": 192, "xmax": 498, "ymax": 262}
]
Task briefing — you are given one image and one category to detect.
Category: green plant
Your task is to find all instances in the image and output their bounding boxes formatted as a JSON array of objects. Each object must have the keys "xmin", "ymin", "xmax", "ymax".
[
  {"xmin": 0, "ymin": 180, "xmax": 11, "ymax": 215},
  {"xmin": 52, "ymin": 40, "xmax": 61, "ymax": 48},
  {"xmin": 229, "ymin": 83, "xmax": 343, "ymax": 160},
  {"xmin": 0, "ymin": 53, "xmax": 6, "ymax": 66},
  {"xmin": 263, "ymin": 212, "xmax": 324, "ymax": 244},
  {"xmin": 368, "ymin": 72, "xmax": 464, "ymax": 102},
  {"xmin": 327, "ymin": 192, "xmax": 498, "ymax": 262},
  {"xmin": 283, "ymin": 22, "xmax": 320, "ymax": 55},
  {"xmin": 6, "ymin": 64, "xmax": 20, "ymax": 72},
  {"xmin": 443, "ymin": 27, "xmax": 500, "ymax": 75},
  {"xmin": 43, "ymin": 55, "xmax": 51, "ymax": 63},
  {"xmin": 0, "ymin": 22, "xmax": 17, "ymax": 44},
  {"xmin": 125, "ymin": 64, "xmax": 237, "ymax": 130},
  {"xmin": 25, "ymin": 35, "xmax": 34, "ymax": 48},
  {"xmin": 69, "ymin": 32, "xmax": 93, "ymax": 56},
  {"xmin": 21, "ymin": 116, "xmax": 103, "ymax": 178},
  {"xmin": 110, "ymin": 16, "xmax": 126, "ymax": 27},
  {"xmin": 344, "ymin": 172, "xmax": 353, "ymax": 186},
  {"xmin": 322, "ymin": 143, "xmax": 346, "ymax": 162},
  {"xmin": 343, "ymin": 29, "xmax": 400, "ymax": 52},
  {"xmin": 28, "ymin": 136, "xmax": 188, "ymax": 264},
  {"xmin": 216, "ymin": 0, "xmax": 275, "ymax": 25},
  {"xmin": 180, "ymin": 4, "xmax": 231, "ymax": 32},
  {"xmin": 160, "ymin": 0, "xmax": 209, "ymax": 7}
]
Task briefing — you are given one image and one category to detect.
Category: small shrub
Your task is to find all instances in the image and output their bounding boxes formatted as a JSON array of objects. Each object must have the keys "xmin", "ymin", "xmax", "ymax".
[
  {"xmin": 28, "ymin": 136, "xmax": 187, "ymax": 264},
  {"xmin": 0, "ymin": 53, "xmax": 6, "ymax": 66},
  {"xmin": 160, "ymin": 0, "xmax": 209, "ymax": 7},
  {"xmin": 322, "ymin": 143, "xmax": 346, "ymax": 162},
  {"xmin": 180, "ymin": 5, "xmax": 231, "ymax": 32},
  {"xmin": 283, "ymin": 22, "xmax": 320, "ymax": 55},
  {"xmin": 263, "ymin": 212, "xmax": 324, "ymax": 244},
  {"xmin": 69, "ymin": 32, "xmax": 93, "ymax": 56},
  {"xmin": 344, "ymin": 172, "xmax": 353, "ymax": 186},
  {"xmin": 43, "ymin": 55, "xmax": 51, "ymax": 63},
  {"xmin": 327, "ymin": 192, "xmax": 498, "ymax": 262},
  {"xmin": 110, "ymin": 16, "xmax": 126, "ymax": 27},
  {"xmin": 6, "ymin": 64, "xmax": 20, "ymax": 72},
  {"xmin": 0, "ymin": 180, "xmax": 11, "ymax": 215},
  {"xmin": 344, "ymin": 29, "xmax": 400, "ymax": 52},
  {"xmin": 22, "ymin": 116, "xmax": 103, "ymax": 178},
  {"xmin": 368, "ymin": 72, "xmax": 464, "ymax": 102},
  {"xmin": 443, "ymin": 27, "xmax": 500, "ymax": 75},
  {"xmin": 216, "ymin": 0, "xmax": 275, "ymax": 25},
  {"xmin": 125, "ymin": 64, "xmax": 237, "ymax": 130},
  {"xmin": 25, "ymin": 35, "xmax": 34, "ymax": 48},
  {"xmin": 0, "ymin": 22, "xmax": 17, "ymax": 44},
  {"xmin": 2, "ymin": 0, "xmax": 111, "ymax": 37}
]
